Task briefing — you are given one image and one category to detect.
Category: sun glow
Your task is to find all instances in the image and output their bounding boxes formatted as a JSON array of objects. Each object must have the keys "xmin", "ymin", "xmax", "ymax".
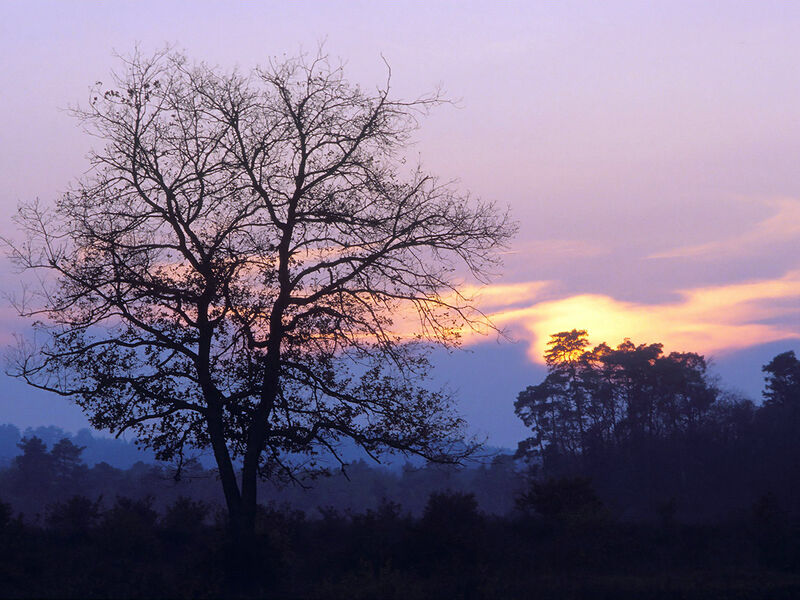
[
  {"xmin": 29, "ymin": 247, "xmax": 800, "ymax": 365},
  {"xmin": 452, "ymin": 271, "xmax": 800, "ymax": 363}
]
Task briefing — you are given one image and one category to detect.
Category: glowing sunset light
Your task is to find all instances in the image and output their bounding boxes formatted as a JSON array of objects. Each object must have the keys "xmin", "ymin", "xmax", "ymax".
[
  {"xmin": 466, "ymin": 271, "xmax": 800, "ymax": 363},
  {"xmin": 1, "ymin": 1, "xmax": 800, "ymax": 446},
  {"xmin": 442, "ymin": 281, "xmax": 552, "ymax": 310}
]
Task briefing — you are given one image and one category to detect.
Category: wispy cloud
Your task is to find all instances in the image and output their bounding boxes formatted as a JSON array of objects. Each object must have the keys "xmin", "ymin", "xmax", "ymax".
[
  {"xmin": 503, "ymin": 239, "xmax": 607, "ymax": 261},
  {"xmin": 453, "ymin": 281, "xmax": 552, "ymax": 310},
  {"xmin": 649, "ymin": 197, "xmax": 800, "ymax": 260}
]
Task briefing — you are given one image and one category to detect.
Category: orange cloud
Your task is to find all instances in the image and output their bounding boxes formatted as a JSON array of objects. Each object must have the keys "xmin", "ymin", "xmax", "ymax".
[
  {"xmin": 463, "ymin": 271, "xmax": 800, "ymax": 363},
  {"xmin": 448, "ymin": 280, "xmax": 552, "ymax": 310}
]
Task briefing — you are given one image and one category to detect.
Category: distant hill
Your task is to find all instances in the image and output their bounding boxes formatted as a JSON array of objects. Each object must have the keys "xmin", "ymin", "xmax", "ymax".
[
  {"xmin": 0, "ymin": 423, "xmax": 511, "ymax": 471},
  {"xmin": 0, "ymin": 424, "xmax": 156, "ymax": 469}
]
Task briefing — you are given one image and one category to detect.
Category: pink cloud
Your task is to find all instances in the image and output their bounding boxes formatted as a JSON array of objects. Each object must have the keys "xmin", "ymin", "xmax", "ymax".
[{"xmin": 649, "ymin": 197, "xmax": 800, "ymax": 260}]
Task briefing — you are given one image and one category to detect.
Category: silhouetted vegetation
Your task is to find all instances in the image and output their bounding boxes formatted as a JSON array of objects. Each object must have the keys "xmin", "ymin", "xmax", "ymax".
[
  {"xmin": 0, "ymin": 424, "xmax": 157, "ymax": 469},
  {"xmin": 3, "ymin": 341, "xmax": 800, "ymax": 597},
  {"xmin": 0, "ymin": 433, "xmax": 520, "ymax": 521},
  {"xmin": 4, "ymin": 40, "xmax": 800, "ymax": 597},
  {"xmin": 515, "ymin": 332, "xmax": 800, "ymax": 523},
  {"xmin": 8, "ymin": 48, "xmax": 514, "ymax": 567}
]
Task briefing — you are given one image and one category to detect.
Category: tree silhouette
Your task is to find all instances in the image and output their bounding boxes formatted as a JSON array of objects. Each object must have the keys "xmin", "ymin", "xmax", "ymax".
[
  {"xmin": 14, "ymin": 436, "xmax": 52, "ymax": 486},
  {"xmin": 762, "ymin": 350, "xmax": 800, "ymax": 410},
  {"xmin": 515, "ymin": 331, "xmax": 719, "ymax": 466},
  {"xmin": 50, "ymin": 438, "xmax": 85, "ymax": 479},
  {"xmin": 7, "ymin": 48, "xmax": 514, "ymax": 561}
]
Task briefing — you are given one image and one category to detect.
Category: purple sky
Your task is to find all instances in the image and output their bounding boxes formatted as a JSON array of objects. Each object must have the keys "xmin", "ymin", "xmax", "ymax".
[{"xmin": 1, "ymin": 1, "xmax": 799, "ymax": 446}]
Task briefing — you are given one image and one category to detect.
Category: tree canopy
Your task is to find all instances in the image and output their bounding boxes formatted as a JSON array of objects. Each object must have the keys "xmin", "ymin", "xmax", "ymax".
[
  {"xmin": 762, "ymin": 350, "xmax": 800, "ymax": 410},
  {"xmin": 7, "ymin": 49, "xmax": 514, "ymax": 542},
  {"xmin": 515, "ymin": 330, "xmax": 720, "ymax": 465}
]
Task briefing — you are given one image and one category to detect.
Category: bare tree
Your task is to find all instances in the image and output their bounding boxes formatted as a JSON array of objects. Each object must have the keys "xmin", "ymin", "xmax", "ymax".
[{"xmin": 6, "ymin": 49, "xmax": 515, "ymax": 549}]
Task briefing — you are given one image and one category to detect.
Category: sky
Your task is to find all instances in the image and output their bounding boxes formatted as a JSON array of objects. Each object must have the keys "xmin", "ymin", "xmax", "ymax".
[{"xmin": 1, "ymin": 1, "xmax": 799, "ymax": 447}]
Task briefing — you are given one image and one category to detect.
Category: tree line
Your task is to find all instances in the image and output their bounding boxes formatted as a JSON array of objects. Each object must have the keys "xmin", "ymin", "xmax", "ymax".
[
  {"xmin": 2, "ymin": 333, "xmax": 800, "ymax": 596},
  {"xmin": 3, "ymin": 331, "xmax": 800, "ymax": 525},
  {"xmin": 516, "ymin": 330, "xmax": 800, "ymax": 520}
]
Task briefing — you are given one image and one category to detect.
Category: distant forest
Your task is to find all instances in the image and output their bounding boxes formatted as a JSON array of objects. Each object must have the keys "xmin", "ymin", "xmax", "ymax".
[{"xmin": 3, "ymin": 334, "xmax": 800, "ymax": 597}]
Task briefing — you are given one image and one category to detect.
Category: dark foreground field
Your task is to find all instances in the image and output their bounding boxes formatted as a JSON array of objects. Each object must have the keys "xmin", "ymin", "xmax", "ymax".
[{"xmin": 3, "ymin": 491, "xmax": 800, "ymax": 599}]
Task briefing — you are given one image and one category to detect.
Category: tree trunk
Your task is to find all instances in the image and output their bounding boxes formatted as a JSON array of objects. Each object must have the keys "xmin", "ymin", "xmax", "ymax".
[
  {"xmin": 206, "ymin": 412, "xmax": 260, "ymax": 594},
  {"xmin": 222, "ymin": 459, "xmax": 260, "ymax": 596}
]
